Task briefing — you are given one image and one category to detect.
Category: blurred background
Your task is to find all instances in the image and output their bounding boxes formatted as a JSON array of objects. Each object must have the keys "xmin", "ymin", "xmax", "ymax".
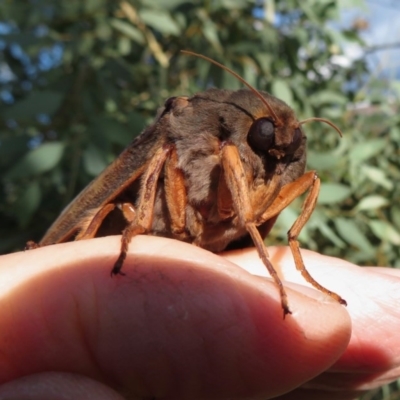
[{"xmin": 0, "ymin": 0, "xmax": 399, "ymax": 397}]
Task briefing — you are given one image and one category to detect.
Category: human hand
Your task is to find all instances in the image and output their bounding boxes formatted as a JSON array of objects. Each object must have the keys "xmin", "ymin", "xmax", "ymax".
[{"xmin": 0, "ymin": 236, "xmax": 399, "ymax": 400}]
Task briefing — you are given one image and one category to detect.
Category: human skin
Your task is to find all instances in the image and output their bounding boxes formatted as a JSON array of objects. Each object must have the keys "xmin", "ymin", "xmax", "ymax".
[{"xmin": 0, "ymin": 236, "xmax": 399, "ymax": 400}]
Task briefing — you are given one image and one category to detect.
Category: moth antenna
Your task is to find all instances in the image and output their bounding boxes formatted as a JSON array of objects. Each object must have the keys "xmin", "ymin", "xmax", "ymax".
[
  {"xmin": 181, "ymin": 50, "xmax": 281, "ymax": 125},
  {"xmin": 299, "ymin": 117, "xmax": 343, "ymax": 138}
]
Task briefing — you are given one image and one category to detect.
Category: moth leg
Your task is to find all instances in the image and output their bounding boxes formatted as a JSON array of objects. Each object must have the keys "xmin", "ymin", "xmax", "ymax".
[
  {"xmin": 74, "ymin": 202, "xmax": 137, "ymax": 241},
  {"xmin": 75, "ymin": 203, "xmax": 116, "ymax": 240},
  {"xmin": 256, "ymin": 171, "xmax": 346, "ymax": 306},
  {"xmin": 187, "ymin": 208, "xmax": 206, "ymax": 247},
  {"xmin": 112, "ymin": 145, "xmax": 172, "ymax": 276},
  {"xmin": 249, "ymin": 172, "xmax": 282, "ymax": 221},
  {"xmin": 220, "ymin": 142, "xmax": 291, "ymax": 316},
  {"xmin": 217, "ymin": 168, "xmax": 234, "ymax": 219},
  {"xmin": 287, "ymin": 176, "xmax": 347, "ymax": 306},
  {"xmin": 165, "ymin": 146, "xmax": 188, "ymax": 240},
  {"xmin": 256, "ymin": 171, "xmax": 318, "ymax": 225},
  {"xmin": 117, "ymin": 202, "xmax": 136, "ymax": 223},
  {"xmin": 25, "ymin": 240, "xmax": 41, "ymax": 250}
]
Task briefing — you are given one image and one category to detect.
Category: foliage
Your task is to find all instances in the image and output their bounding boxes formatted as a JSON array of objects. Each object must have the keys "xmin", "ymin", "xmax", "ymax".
[
  {"xmin": 1, "ymin": 0, "xmax": 400, "ymax": 398},
  {"xmin": 1, "ymin": 0, "xmax": 399, "ymax": 267}
]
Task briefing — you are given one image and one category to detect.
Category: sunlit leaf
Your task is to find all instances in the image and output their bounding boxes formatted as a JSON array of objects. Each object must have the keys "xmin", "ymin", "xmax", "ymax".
[
  {"xmin": 316, "ymin": 220, "xmax": 346, "ymax": 248},
  {"xmin": 139, "ymin": 9, "xmax": 181, "ymax": 36},
  {"xmin": 307, "ymin": 151, "xmax": 340, "ymax": 170},
  {"xmin": 271, "ymin": 79, "xmax": 293, "ymax": 105},
  {"xmin": 361, "ymin": 165, "xmax": 393, "ymax": 190},
  {"xmin": 318, "ymin": 183, "xmax": 351, "ymax": 204},
  {"xmin": 334, "ymin": 217, "xmax": 372, "ymax": 252},
  {"xmin": 349, "ymin": 139, "xmax": 387, "ymax": 165},
  {"xmin": 356, "ymin": 195, "xmax": 389, "ymax": 211},
  {"xmin": 83, "ymin": 144, "xmax": 108, "ymax": 176},
  {"xmin": 369, "ymin": 220, "xmax": 400, "ymax": 246},
  {"xmin": 309, "ymin": 90, "xmax": 347, "ymax": 106},
  {"xmin": 5, "ymin": 142, "xmax": 65, "ymax": 179}
]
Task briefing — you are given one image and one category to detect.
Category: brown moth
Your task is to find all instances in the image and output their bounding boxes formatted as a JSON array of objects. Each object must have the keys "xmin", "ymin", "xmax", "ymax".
[{"xmin": 28, "ymin": 51, "xmax": 347, "ymax": 316}]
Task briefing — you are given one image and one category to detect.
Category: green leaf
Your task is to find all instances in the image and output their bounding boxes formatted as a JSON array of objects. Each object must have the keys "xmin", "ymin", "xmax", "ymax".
[
  {"xmin": 110, "ymin": 19, "xmax": 145, "ymax": 44},
  {"xmin": 316, "ymin": 220, "xmax": 346, "ymax": 248},
  {"xmin": 391, "ymin": 207, "xmax": 400, "ymax": 231},
  {"xmin": 89, "ymin": 116, "xmax": 139, "ymax": 147},
  {"xmin": 309, "ymin": 90, "xmax": 347, "ymax": 106},
  {"xmin": 3, "ymin": 91, "xmax": 63, "ymax": 120},
  {"xmin": 274, "ymin": 206, "xmax": 309, "ymax": 242},
  {"xmin": 334, "ymin": 217, "xmax": 372, "ymax": 252},
  {"xmin": 361, "ymin": 165, "xmax": 393, "ymax": 190},
  {"xmin": 349, "ymin": 139, "xmax": 387, "ymax": 165},
  {"xmin": 5, "ymin": 142, "xmax": 65, "ymax": 180},
  {"xmin": 139, "ymin": 9, "xmax": 181, "ymax": 36},
  {"xmin": 196, "ymin": 9, "xmax": 222, "ymax": 52},
  {"xmin": 118, "ymin": 36, "xmax": 131, "ymax": 55},
  {"xmin": 271, "ymin": 79, "xmax": 293, "ymax": 105},
  {"xmin": 254, "ymin": 53, "xmax": 273, "ymax": 75},
  {"xmin": 83, "ymin": 145, "xmax": 108, "ymax": 176},
  {"xmin": 338, "ymin": 0, "xmax": 367, "ymax": 9},
  {"xmin": 0, "ymin": 135, "xmax": 30, "ymax": 170},
  {"xmin": 369, "ymin": 220, "xmax": 400, "ymax": 246},
  {"xmin": 144, "ymin": 0, "xmax": 189, "ymax": 10},
  {"xmin": 202, "ymin": 19, "xmax": 223, "ymax": 53},
  {"xmin": 299, "ymin": 2, "xmax": 319, "ymax": 24},
  {"xmin": 356, "ymin": 195, "xmax": 389, "ymax": 211},
  {"xmin": 223, "ymin": 64, "xmax": 241, "ymax": 90},
  {"xmin": 318, "ymin": 183, "xmax": 351, "ymax": 204},
  {"xmin": 15, "ymin": 181, "xmax": 41, "ymax": 228},
  {"xmin": 218, "ymin": 0, "xmax": 249, "ymax": 9},
  {"xmin": 307, "ymin": 150, "xmax": 339, "ymax": 170},
  {"xmin": 84, "ymin": 0, "xmax": 104, "ymax": 13}
]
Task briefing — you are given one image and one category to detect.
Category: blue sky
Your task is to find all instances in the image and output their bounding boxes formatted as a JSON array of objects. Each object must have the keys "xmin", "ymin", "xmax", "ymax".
[{"xmin": 343, "ymin": 0, "xmax": 400, "ymax": 79}]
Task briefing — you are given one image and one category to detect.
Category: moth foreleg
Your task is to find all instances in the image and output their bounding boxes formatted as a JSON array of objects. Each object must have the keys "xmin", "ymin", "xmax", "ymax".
[
  {"xmin": 286, "ymin": 175, "xmax": 347, "ymax": 306},
  {"xmin": 112, "ymin": 145, "xmax": 172, "ymax": 276},
  {"xmin": 249, "ymin": 172, "xmax": 282, "ymax": 222},
  {"xmin": 165, "ymin": 146, "xmax": 188, "ymax": 240},
  {"xmin": 256, "ymin": 171, "xmax": 318, "ymax": 225},
  {"xmin": 256, "ymin": 171, "xmax": 346, "ymax": 307},
  {"xmin": 217, "ymin": 166, "xmax": 235, "ymax": 219},
  {"xmin": 220, "ymin": 142, "xmax": 291, "ymax": 316}
]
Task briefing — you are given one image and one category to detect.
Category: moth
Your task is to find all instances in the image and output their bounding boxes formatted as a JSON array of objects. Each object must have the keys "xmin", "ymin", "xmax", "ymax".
[{"xmin": 28, "ymin": 51, "xmax": 347, "ymax": 316}]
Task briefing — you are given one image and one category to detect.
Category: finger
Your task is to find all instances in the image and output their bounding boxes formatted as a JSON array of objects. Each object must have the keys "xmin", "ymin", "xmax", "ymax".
[
  {"xmin": 274, "ymin": 387, "xmax": 364, "ymax": 400},
  {"xmin": 0, "ymin": 372, "xmax": 125, "ymax": 400},
  {"xmin": 0, "ymin": 237, "xmax": 350, "ymax": 399},
  {"xmin": 364, "ymin": 266, "xmax": 400, "ymax": 278},
  {"xmin": 224, "ymin": 246, "xmax": 400, "ymax": 391}
]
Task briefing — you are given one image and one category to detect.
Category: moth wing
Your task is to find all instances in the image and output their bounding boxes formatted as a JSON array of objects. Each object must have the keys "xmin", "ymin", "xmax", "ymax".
[{"xmin": 40, "ymin": 124, "xmax": 164, "ymax": 245}]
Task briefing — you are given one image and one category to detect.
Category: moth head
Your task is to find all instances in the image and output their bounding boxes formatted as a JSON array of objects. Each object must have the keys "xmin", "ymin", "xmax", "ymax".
[
  {"xmin": 181, "ymin": 50, "xmax": 342, "ymax": 155},
  {"xmin": 247, "ymin": 116, "xmax": 303, "ymax": 159},
  {"xmin": 246, "ymin": 114, "xmax": 342, "ymax": 159}
]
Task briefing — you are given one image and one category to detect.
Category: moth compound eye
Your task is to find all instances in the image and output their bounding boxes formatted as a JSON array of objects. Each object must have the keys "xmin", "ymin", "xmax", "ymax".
[
  {"xmin": 286, "ymin": 128, "xmax": 302, "ymax": 154},
  {"xmin": 248, "ymin": 118, "xmax": 275, "ymax": 152}
]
